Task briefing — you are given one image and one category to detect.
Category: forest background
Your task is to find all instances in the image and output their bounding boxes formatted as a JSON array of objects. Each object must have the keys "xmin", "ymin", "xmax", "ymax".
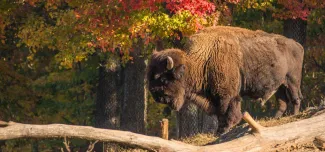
[{"xmin": 0, "ymin": 0, "xmax": 325, "ymax": 151}]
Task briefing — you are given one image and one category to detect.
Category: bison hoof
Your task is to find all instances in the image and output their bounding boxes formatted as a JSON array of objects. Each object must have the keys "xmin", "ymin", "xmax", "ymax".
[{"xmin": 274, "ymin": 111, "xmax": 284, "ymax": 119}]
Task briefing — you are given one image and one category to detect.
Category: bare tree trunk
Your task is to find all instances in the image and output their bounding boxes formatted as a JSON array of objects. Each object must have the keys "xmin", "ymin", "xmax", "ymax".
[
  {"xmin": 283, "ymin": 18, "xmax": 307, "ymax": 46},
  {"xmin": 95, "ymin": 56, "xmax": 122, "ymax": 129},
  {"xmin": 120, "ymin": 40, "xmax": 147, "ymax": 134},
  {"xmin": 178, "ymin": 104, "xmax": 218, "ymax": 138},
  {"xmin": 177, "ymin": 103, "xmax": 200, "ymax": 138},
  {"xmin": 199, "ymin": 110, "xmax": 218, "ymax": 134},
  {"xmin": 95, "ymin": 54, "xmax": 123, "ymax": 151}
]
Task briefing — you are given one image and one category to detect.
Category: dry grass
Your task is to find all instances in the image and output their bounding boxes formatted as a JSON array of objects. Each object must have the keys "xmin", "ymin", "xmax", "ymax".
[
  {"xmin": 258, "ymin": 108, "xmax": 315, "ymax": 127},
  {"xmin": 180, "ymin": 134, "xmax": 218, "ymax": 146}
]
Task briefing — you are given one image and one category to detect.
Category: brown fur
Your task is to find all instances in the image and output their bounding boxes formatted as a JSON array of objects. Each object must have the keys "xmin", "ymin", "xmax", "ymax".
[{"xmin": 148, "ymin": 26, "xmax": 304, "ymax": 134}]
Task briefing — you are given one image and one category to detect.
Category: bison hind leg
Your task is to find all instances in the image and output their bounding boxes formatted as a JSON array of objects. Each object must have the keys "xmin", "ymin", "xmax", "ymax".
[
  {"xmin": 284, "ymin": 72, "xmax": 303, "ymax": 115},
  {"xmin": 287, "ymin": 82, "xmax": 302, "ymax": 115},
  {"xmin": 274, "ymin": 85, "xmax": 289, "ymax": 118},
  {"xmin": 274, "ymin": 81, "xmax": 303, "ymax": 118},
  {"xmin": 217, "ymin": 95, "xmax": 243, "ymax": 134}
]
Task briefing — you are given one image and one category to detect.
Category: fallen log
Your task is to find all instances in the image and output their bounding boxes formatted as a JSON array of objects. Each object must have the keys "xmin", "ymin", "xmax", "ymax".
[
  {"xmin": 0, "ymin": 121, "xmax": 197, "ymax": 152},
  {"xmin": 0, "ymin": 111, "xmax": 324, "ymax": 152}
]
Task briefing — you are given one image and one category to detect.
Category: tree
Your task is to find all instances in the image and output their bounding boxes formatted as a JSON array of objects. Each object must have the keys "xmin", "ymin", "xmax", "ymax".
[
  {"xmin": 277, "ymin": 0, "xmax": 309, "ymax": 46},
  {"xmin": 199, "ymin": 110, "xmax": 219, "ymax": 134},
  {"xmin": 120, "ymin": 39, "xmax": 147, "ymax": 134},
  {"xmin": 0, "ymin": 0, "xmax": 217, "ymax": 134},
  {"xmin": 177, "ymin": 103, "xmax": 200, "ymax": 138},
  {"xmin": 232, "ymin": 0, "xmax": 325, "ymax": 46},
  {"xmin": 279, "ymin": 0, "xmax": 325, "ymax": 46},
  {"xmin": 283, "ymin": 19, "xmax": 307, "ymax": 46},
  {"xmin": 95, "ymin": 52, "xmax": 122, "ymax": 130}
]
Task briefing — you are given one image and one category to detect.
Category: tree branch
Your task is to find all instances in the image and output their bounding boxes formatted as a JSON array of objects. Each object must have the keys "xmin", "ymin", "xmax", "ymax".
[
  {"xmin": 63, "ymin": 137, "xmax": 71, "ymax": 152},
  {"xmin": 0, "ymin": 111, "xmax": 325, "ymax": 152},
  {"xmin": 86, "ymin": 140, "xmax": 99, "ymax": 152}
]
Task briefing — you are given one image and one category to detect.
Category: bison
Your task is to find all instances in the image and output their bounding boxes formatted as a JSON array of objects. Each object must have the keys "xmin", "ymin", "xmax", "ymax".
[{"xmin": 147, "ymin": 26, "xmax": 304, "ymax": 134}]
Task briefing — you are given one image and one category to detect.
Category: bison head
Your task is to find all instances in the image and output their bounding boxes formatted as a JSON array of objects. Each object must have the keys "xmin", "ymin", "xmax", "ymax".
[{"xmin": 147, "ymin": 49, "xmax": 187, "ymax": 111}]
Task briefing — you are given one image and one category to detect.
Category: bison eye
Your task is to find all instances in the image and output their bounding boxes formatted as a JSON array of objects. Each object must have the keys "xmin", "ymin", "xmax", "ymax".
[
  {"xmin": 160, "ymin": 77, "xmax": 167, "ymax": 84},
  {"xmin": 154, "ymin": 74, "xmax": 160, "ymax": 80}
]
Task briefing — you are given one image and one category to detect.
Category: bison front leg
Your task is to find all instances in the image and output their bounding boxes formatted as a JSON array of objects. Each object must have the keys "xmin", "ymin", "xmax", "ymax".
[
  {"xmin": 188, "ymin": 93, "xmax": 217, "ymax": 115},
  {"xmin": 216, "ymin": 96, "xmax": 243, "ymax": 134}
]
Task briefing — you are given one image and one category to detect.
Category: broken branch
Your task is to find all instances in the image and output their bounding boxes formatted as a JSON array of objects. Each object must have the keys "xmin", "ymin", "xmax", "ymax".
[
  {"xmin": 86, "ymin": 140, "xmax": 99, "ymax": 152},
  {"xmin": 63, "ymin": 137, "xmax": 71, "ymax": 152},
  {"xmin": 243, "ymin": 111, "xmax": 264, "ymax": 133}
]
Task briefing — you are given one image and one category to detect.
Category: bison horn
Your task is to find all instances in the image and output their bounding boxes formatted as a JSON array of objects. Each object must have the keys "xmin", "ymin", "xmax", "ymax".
[{"xmin": 166, "ymin": 56, "xmax": 174, "ymax": 70}]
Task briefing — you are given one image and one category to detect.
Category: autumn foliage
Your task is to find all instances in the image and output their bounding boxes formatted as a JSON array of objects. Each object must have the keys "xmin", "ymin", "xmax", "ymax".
[
  {"xmin": 165, "ymin": 0, "xmax": 216, "ymax": 16},
  {"xmin": 9, "ymin": 0, "xmax": 218, "ymax": 66},
  {"xmin": 275, "ymin": 0, "xmax": 311, "ymax": 20},
  {"xmin": 268, "ymin": 0, "xmax": 324, "ymax": 20}
]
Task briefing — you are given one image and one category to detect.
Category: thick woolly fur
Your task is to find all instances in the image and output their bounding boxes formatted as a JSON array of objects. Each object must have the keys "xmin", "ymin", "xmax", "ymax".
[{"xmin": 147, "ymin": 26, "xmax": 304, "ymax": 134}]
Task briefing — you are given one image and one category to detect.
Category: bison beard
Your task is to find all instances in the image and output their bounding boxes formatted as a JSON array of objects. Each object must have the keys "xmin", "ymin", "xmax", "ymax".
[{"xmin": 148, "ymin": 26, "xmax": 304, "ymax": 134}]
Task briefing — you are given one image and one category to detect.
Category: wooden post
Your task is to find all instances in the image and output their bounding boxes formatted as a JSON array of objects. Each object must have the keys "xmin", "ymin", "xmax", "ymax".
[
  {"xmin": 160, "ymin": 119, "xmax": 169, "ymax": 140},
  {"xmin": 242, "ymin": 112, "xmax": 264, "ymax": 133}
]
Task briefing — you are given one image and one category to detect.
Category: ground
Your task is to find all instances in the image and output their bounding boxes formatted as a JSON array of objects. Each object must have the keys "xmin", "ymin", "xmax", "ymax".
[
  {"xmin": 102, "ymin": 107, "xmax": 325, "ymax": 152},
  {"xmin": 180, "ymin": 106, "xmax": 325, "ymax": 151}
]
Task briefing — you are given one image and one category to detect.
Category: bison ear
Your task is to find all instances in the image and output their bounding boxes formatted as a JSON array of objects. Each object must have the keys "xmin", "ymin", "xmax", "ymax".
[{"xmin": 173, "ymin": 64, "xmax": 185, "ymax": 79}]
